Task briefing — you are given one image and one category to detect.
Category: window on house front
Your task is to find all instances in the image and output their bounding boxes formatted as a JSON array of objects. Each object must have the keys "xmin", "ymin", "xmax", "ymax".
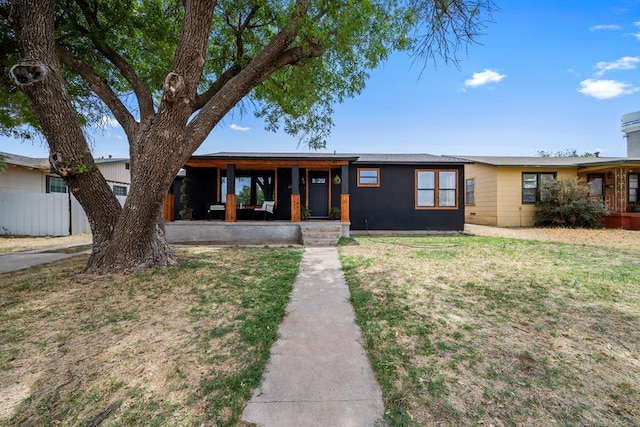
[
  {"xmin": 629, "ymin": 174, "xmax": 639, "ymax": 203},
  {"xmin": 522, "ymin": 172, "xmax": 556, "ymax": 203},
  {"xmin": 125, "ymin": 162, "xmax": 130, "ymax": 170},
  {"xmin": 113, "ymin": 185, "xmax": 128, "ymax": 196},
  {"xmin": 357, "ymin": 168, "xmax": 380, "ymax": 187},
  {"xmin": 465, "ymin": 178, "xmax": 475, "ymax": 205},
  {"xmin": 221, "ymin": 171, "xmax": 275, "ymax": 205},
  {"xmin": 415, "ymin": 170, "xmax": 458, "ymax": 209},
  {"xmin": 46, "ymin": 176, "xmax": 67, "ymax": 193}
]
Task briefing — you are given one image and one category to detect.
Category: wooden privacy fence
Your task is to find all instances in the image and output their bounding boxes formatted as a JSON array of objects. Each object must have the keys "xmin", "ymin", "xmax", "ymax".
[{"xmin": 0, "ymin": 193, "xmax": 126, "ymax": 236}]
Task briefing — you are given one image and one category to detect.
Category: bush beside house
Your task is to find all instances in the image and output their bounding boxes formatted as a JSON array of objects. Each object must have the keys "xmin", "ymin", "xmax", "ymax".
[{"xmin": 535, "ymin": 177, "xmax": 608, "ymax": 228}]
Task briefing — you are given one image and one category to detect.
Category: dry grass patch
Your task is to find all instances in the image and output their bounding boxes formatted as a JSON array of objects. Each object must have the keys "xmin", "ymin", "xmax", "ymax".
[
  {"xmin": 0, "ymin": 234, "xmax": 91, "ymax": 255},
  {"xmin": 0, "ymin": 246, "xmax": 302, "ymax": 426},
  {"xmin": 339, "ymin": 236, "xmax": 640, "ymax": 426}
]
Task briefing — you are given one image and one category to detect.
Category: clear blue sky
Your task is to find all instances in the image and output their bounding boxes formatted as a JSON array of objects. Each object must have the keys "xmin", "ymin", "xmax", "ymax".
[{"xmin": 2, "ymin": 0, "xmax": 639, "ymax": 159}]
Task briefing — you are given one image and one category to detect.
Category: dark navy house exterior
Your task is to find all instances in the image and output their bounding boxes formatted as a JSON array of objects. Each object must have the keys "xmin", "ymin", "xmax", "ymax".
[{"xmin": 167, "ymin": 152, "xmax": 467, "ymax": 232}]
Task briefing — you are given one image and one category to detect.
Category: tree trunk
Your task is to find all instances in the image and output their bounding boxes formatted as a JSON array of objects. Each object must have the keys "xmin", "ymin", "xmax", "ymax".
[
  {"xmin": 11, "ymin": 0, "xmax": 122, "ymax": 252},
  {"xmin": 85, "ymin": 129, "xmax": 184, "ymax": 273},
  {"xmin": 10, "ymin": 0, "xmax": 180, "ymax": 274}
]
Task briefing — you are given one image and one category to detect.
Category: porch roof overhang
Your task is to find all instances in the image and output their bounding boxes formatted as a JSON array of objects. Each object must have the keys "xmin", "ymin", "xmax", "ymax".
[
  {"xmin": 184, "ymin": 152, "xmax": 357, "ymax": 169},
  {"xmin": 577, "ymin": 159, "xmax": 640, "ymax": 173}
]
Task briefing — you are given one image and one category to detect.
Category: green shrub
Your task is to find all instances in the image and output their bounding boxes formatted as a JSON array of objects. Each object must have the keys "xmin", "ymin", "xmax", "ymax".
[{"xmin": 534, "ymin": 177, "xmax": 608, "ymax": 228}]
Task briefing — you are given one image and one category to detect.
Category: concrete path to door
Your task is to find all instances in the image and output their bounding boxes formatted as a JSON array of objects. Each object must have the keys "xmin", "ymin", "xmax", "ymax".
[{"xmin": 241, "ymin": 247, "xmax": 385, "ymax": 427}]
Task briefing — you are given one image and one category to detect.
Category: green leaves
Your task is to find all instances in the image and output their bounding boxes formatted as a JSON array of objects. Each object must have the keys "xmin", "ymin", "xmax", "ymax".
[{"xmin": 2, "ymin": 0, "xmax": 494, "ymax": 147}]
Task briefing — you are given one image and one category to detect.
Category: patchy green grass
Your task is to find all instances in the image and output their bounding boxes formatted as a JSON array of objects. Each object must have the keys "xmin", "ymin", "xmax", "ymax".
[
  {"xmin": 339, "ymin": 236, "xmax": 640, "ymax": 426},
  {"xmin": 0, "ymin": 246, "xmax": 302, "ymax": 426}
]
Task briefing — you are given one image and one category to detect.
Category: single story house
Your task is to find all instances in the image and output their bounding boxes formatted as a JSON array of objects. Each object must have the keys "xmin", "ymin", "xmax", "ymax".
[
  {"xmin": 455, "ymin": 155, "xmax": 640, "ymax": 229},
  {"xmin": 166, "ymin": 152, "xmax": 468, "ymax": 232}
]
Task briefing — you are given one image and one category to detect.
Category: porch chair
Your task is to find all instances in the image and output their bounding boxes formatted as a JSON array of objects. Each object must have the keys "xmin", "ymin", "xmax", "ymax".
[
  {"xmin": 253, "ymin": 200, "xmax": 275, "ymax": 220},
  {"xmin": 207, "ymin": 203, "xmax": 226, "ymax": 220}
]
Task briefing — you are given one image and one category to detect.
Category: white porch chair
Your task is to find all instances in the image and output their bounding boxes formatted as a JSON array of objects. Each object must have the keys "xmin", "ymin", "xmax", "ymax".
[{"xmin": 253, "ymin": 200, "xmax": 275, "ymax": 220}]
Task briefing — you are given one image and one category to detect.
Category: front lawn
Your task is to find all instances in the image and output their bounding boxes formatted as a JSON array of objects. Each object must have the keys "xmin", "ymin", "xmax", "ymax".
[
  {"xmin": 0, "ymin": 246, "xmax": 302, "ymax": 427},
  {"xmin": 340, "ymin": 236, "xmax": 640, "ymax": 426}
]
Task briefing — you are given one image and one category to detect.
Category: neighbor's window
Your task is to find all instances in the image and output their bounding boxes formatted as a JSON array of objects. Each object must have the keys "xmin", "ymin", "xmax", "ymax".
[
  {"xmin": 522, "ymin": 172, "xmax": 556, "ymax": 203},
  {"xmin": 629, "ymin": 174, "xmax": 639, "ymax": 203},
  {"xmin": 465, "ymin": 178, "xmax": 475, "ymax": 205},
  {"xmin": 46, "ymin": 176, "xmax": 67, "ymax": 193},
  {"xmin": 113, "ymin": 185, "xmax": 128, "ymax": 196},
  {"xmin": 357, "ymin": 168, "xmax": 380, "ymax": 187},
  {"xmin": 415, "ymin": 170, "xmax": 458, "ymax": 209}
]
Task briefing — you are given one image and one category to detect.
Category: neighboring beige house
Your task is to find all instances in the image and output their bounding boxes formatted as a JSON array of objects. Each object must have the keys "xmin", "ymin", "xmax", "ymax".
[
  {"xmin": 0, "ymin": 151, "xmax": 130, "ymax": 236},
  {"xmin": 456, "ymin": 156, "xmax": 640, "ymax": 229},
  {"xmin": 0, "ymin": 151, "xmax": 131, "ymax": 196}
]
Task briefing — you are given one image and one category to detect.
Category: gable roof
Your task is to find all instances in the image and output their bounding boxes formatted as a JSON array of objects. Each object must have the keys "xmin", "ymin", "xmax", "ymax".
[{"xmin": 451, "ymin": 155, "xmax": 640, "ymax": 167}]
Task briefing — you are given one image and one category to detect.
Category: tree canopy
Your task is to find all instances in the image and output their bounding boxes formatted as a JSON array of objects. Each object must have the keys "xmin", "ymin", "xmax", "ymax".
[
  {"xmin": 537, "ymin": 149, "xmax": 597, "ymax": 158},
  {"xmin": 1, "ymin": 0, "xmax": 494, "ymax": 146},
  {"xmin": 2, "ymin": 0, "xmax": 495, "ymax": 272}
]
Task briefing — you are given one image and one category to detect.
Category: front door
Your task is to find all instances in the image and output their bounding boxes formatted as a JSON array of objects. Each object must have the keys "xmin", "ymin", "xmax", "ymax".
[
  {"xmin": 587, "ymin": 174, "xmax": 604, "ymax": 202},
  {"xmin": 308, "ymin": 171, "xmax": 329, "ymax": 218}
]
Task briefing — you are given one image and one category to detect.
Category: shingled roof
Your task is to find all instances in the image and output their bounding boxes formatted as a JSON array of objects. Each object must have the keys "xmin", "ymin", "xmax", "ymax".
[
  {"xmin": 451, "ymin": 155, "xmax": 640, "ymax": 167},
  {"xmin": 0, "ymin": 151, "xmax": 128, "ymax": 170},
  {"xmin": 0, "ymin": 151, "xmax": 49, "ymax": 170},
  {"xmin": 196, "ymin": 152, "xmax": 467, "ymax": 164}
]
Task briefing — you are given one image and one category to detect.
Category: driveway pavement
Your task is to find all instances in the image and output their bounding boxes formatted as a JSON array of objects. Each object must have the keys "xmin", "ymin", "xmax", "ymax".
[{"xmin": 0, "ymin": 244, "xmax": 91, "ymax": 274}]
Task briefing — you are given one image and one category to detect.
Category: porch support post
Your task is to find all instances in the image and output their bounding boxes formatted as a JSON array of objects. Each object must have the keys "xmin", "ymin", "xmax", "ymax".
[
  {"xmin": 291, "ymin": 165, "xmax": 301, "ymax": 222},
  {"xmin": 226, "ymin": 164, "xmax": 236, "ymax": 222},
  {"xmin": 340, "ymin": 164, "xmax": 350, "ymax": 222},
  {"xmin": 163, "ymin": 193, "xmax": 175, "ymax": 222},
  {"xmin": 614, "ymin": 167, "xmax": 627, "ymax": 213}
]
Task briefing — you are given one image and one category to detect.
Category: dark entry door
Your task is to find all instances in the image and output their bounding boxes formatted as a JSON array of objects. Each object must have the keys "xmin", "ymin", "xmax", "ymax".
[{"xmin": 308, "ymin": 171, "xmax": 329, "ymax": 218}]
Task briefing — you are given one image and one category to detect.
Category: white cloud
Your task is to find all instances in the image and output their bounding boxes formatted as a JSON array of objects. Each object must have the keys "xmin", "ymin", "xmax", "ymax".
[
  {"xmin": 634, "ymin": 32, "xmax": 640, "ymax": 41},
  {"xmin": 589, "ymin": 24, "xmax": 621, "ymax": 31},
  {"xmin": 577, "ymin": 79, "xmax": 639, "ymax": 99},
  {"xmin": 464, "ymin": 69, "xmax": 506, "ymax": 88},
  {"xmin": 98, "ymin": 116, "xmax": 119, "ymax": 127},
  {"xmin": 230, "ymin": 123, "xmax": 250, "ymax": 131},
  {"xmin": 594, "ymin": 56, "xmax": 640, "ymax": 76}
]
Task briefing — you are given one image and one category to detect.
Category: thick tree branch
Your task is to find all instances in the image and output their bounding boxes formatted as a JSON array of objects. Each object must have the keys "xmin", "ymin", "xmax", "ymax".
[
  {"xmin": 165, "ymin": 0, "xmax": 217, "ymax": 103},
  {"xmin": 56, "ymin": 44, "xmax": 137, "ymax": 137},
  {"xmin": 70, "ymin": 0, "xmax": 155, "ymax": 120},
  {"xmin": 192, "ymin": 64, "xmax": 242, "ymax": 111},
  {"xmin": 98, "ymin": 46, "xmax": 155, "ymax": 120},
  {"xmin": 186, "ymin": 41, "xmax": 322, "ymax": 150},
  {"xmin": 184, "ymin": 0, "xmax": 320, "ymax": 151}
]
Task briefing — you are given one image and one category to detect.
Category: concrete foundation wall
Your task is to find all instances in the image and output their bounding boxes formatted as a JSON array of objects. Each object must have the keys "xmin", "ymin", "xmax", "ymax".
[{"xmin": 166, "ymin": 221, "xmax": 303, "ymax": 245}]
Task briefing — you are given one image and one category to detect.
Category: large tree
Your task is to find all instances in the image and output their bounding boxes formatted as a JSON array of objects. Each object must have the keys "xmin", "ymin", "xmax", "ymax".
[{"xmin": 1, "ymin": 0, "xmax": 493, "ymax": 273}]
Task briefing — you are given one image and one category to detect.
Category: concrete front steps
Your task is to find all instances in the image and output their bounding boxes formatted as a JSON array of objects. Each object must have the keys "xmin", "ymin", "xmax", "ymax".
[{"xmin": 300, "ymin": 222, "xmax": 344, "ymax": 246}]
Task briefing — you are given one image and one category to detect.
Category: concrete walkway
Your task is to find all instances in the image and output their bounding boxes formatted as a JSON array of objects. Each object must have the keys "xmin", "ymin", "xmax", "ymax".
[
  {"xmin": 241, "ymin": 247, "xmax": 385, "ymax": 427},
  {"xmin": 0, "ymin": 244, "xmax": 91, "ymax": 274}
]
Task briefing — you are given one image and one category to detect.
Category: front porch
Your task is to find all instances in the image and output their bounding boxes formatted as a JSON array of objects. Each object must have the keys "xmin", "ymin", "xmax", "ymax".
[
  {"xmin": 579, "ymin": 163, "xmax": 640, "ymax": 230},
  {"xmin": 165, "ymin": 220, "xmax": 351, "ymax": 246},
  {"xmin": 164, "ymin": 153, "xmax": 355, "ymax": 224}
]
